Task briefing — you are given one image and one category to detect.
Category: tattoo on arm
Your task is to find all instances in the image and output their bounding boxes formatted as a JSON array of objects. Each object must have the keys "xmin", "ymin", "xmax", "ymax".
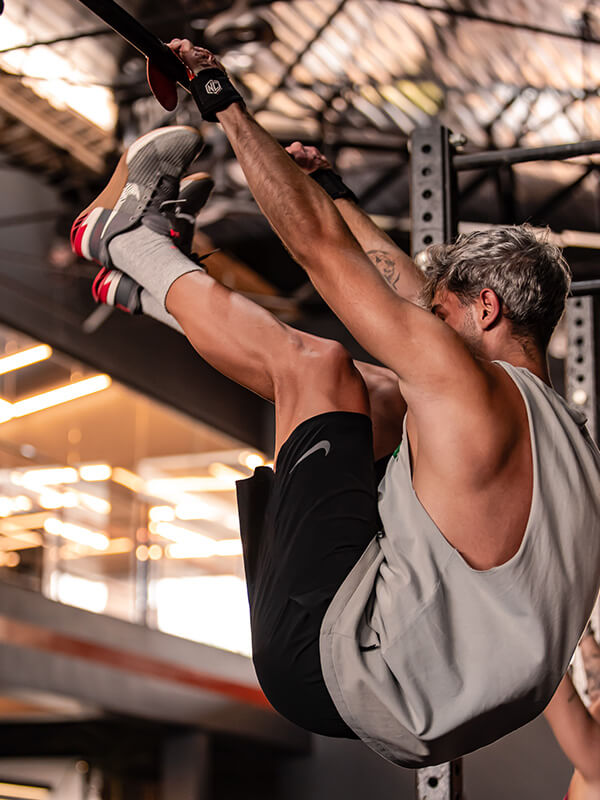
[
  {"xmin": 366, "ymin": 250, "xmax": 402, "ymax": 290},
  {"xmin": 584, "ymin": 654, "xmax": 600, "ymax": 702}
]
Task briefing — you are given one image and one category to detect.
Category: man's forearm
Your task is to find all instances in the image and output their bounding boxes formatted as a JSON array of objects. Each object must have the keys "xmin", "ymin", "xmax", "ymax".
[
  {"xmin": 216, "ymin": 105, "xmax": 366, "ymax": 282},
  {"xmin": 334, "ymin": 197, "xmax": 424, "ymax": 302}
]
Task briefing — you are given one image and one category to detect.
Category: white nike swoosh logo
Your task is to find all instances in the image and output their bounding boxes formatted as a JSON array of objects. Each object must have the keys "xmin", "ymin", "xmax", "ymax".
[
  {"xmin": 290, "ymin": 439, "xmax": 331, "ymax": 473},
  {"xmin": 101, "ymin": 183, "xmax": 141, "ymax": 237}
]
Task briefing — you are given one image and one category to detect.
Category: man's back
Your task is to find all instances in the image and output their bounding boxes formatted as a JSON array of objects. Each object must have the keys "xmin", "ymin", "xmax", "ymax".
[{"xmin": 321, "ymin": 362, "xmax": 600, "ymax": 767}]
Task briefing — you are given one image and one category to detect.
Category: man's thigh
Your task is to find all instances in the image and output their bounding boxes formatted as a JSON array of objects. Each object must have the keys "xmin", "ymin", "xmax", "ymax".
[{"xmin": 238, "ymin": 410, "xmax": 380, "ymax": 735}]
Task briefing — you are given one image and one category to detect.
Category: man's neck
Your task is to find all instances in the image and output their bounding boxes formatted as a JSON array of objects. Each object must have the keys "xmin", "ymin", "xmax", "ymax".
[{"xmin": 489, "ymin": 340, "xmax": 550, "ymax": 385}]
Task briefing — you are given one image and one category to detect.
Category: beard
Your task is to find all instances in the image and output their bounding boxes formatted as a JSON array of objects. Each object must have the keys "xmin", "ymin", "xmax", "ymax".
[{"xmin": 459, "ymin": 307, "xmax": 485, "ymax": 358}]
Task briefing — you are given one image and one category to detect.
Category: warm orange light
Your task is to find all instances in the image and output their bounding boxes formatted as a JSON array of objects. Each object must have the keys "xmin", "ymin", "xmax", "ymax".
[
  {"xmin": 7, "ymin": 374, "xmax": 111, "ymax": 421},
  {"xmin": 112, "ymin": 468, "xmax": 146, "ymax": 493},
  {"xmin": 0, "ymin": 781, "xmax": 49, "ymax": 800},
  {"xmin": 0, "ymin": 344, "xmax": 52, "ymax": 375},
  {"xmin": 44, "ymin": 517, "xmax": 109, "ymax": 551},
  {"xmin": 136, "ymin": 545, "xmax": 149, "ymax": 561},
  {"xmin": 148, "ymin": 544, "xmax": 163, "ymax": 560},
  {"xmin": 239, "ymin": 451, "xmax": 265, "ymax": 470},
  {"xmin": 79, "ymin": 464, "xmax": 112, "ymax": 482}
]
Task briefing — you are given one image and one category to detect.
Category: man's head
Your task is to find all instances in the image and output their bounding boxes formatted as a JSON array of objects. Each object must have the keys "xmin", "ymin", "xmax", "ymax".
[{"xmin": 420, "ymin": 225, "xmax": 571, "ymax": 356}]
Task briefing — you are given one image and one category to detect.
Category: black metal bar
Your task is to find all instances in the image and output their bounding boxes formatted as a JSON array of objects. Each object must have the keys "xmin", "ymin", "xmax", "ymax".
[
  {"xmin": 570, "ymin": 279, "xmax": 600, "ymax": 297},
  {"xmin": 253, "ymin": 0, "xmax": 349, "ymax": 114},
  {"xmin": 410, "ymin": 123, "xmax": 458, "ymax": 256},
  {"xmin": 75, "ymin": 0, "xmax": 190, "ymax": 90},
  {"xmin": 454, "ymin": 139, "xmax": 600, "ymax": 172},
  {"xmin": 388, "ymin": 0, "xmax": 600, "ymax": 45}
]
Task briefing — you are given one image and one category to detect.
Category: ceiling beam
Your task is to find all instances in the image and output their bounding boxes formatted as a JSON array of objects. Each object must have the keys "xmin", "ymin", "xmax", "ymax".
[{"xmin": 0, "ymin": 73, "xmax": 111, "ymax": 174}]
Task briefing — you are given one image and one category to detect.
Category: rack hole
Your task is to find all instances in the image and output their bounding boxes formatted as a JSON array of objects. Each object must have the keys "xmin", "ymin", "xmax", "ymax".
[
  {"xmin": 423, "ymin": 212, "xmax": 432, "ymax": 222},
  {"xmin": 576, "ymin": 336, "xmax": 584, "ymax": 346},
  {"xmin": 422, "ymin": 189, "xmax": 432, "ymax": 199},
  {"xmin": 423, "ymin": 235, "xmax": 433, "ymax": 245},
  {"xmin": 428, "ymin": 777, "xmax": 439, "ymax": 787},
  {"xmin": 422, "ymin": 144, "xmax": 431, "ymax": 153},
  {"xmin": 575, "ymin": 318, "xmax": 583, "ymax": 326},
  {"xmin": 422, "ymin": 167, "xmax": 432, "ymax": 176},
  {"xmin": 577, "ymin": 374, "xmax": 585, "ymax": 382}
]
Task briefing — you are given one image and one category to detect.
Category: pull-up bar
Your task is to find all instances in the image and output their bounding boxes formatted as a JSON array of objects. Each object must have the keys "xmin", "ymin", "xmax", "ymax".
[
  {"xmin": 571, "ymin": 279, "xmax": 600, "ymax": 297},
  {"xmin": 76, "ymin": 0, "xmax": 190, "ymax": 90}
]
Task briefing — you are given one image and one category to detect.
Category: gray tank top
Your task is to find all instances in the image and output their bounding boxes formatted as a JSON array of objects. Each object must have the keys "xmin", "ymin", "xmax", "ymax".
[{"xmin": 320, "ymin": 361, "xmax": 600, "ymax": 767}]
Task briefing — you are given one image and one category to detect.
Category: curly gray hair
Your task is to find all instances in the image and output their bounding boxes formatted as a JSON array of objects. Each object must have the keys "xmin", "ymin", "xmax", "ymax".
[{"xmin": 420, "ymin": 225, "xmax": 571, "ymax": 349}]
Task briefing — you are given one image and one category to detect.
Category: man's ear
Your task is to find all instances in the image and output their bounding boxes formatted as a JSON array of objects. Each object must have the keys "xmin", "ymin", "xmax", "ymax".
[{"xmin": 478, "ymin": 288, "xmax": 502, "ymax": 330}]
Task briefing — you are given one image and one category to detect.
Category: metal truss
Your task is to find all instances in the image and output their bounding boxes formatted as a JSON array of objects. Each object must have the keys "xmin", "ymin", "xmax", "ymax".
[
  {"xmin": 410, "ymin": 123, "xmax": 600, "ymax": 800},
  {"xmin": 416, "ymin": 762, "xmax": 463, "ymax": 800}
]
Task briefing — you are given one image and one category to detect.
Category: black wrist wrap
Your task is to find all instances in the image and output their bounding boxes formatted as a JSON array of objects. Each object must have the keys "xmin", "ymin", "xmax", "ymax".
[
  {"xmin": 190, "ymin": 68, "xmax": 244, "ymax": 122},
  {"xmin": 311, "ymin": 168, "xmax": 358, "ymax": 203}
]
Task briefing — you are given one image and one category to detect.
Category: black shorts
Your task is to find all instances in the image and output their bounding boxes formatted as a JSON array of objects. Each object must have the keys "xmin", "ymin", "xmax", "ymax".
[{"xmin": 236, "ymin": 411, "xmax": 387, "ymax": 738}]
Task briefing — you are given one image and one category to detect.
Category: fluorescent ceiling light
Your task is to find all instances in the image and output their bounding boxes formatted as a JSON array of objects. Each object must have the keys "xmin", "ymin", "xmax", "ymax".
[
  {"xmin": 59, "ymin": 537, "xmax": 132, "ymax": 560},
  {"xmin": 0, "ymin": 531, "xmax": 42, "ymax": 551},
  {"xmin": 0, "ymin": 511, "xmax": 50, "ymax": 533},
  {"xmin": 38, "ymin": 489, "xmax": 78, "ymax": 509},
  {"xmin": 146, "ymin": 477, "xmax": 236, "ymax": 493},
  {"xmin": 0, "ymin": 781, "xmax": 50, "ymax": 800},
  {"xmin": 9, "ymin": 374, "xmax": 111, "ymax": 419},
  {"xmin": 44, "ymin": 517, "xmax": 109, "ymax": 551},
  {"xmin": 18, "ymin": 467, "xmax": 79, "ymax": 486},
  {"xmin": 112, "ymin": 467, "xmax": 146, "ymax": 494},
  {"xmin": 154, "ymin": 522, "xmax": 216, "ymax": 550},
  {"xmin": 76, "ymin": 491, "xmax": 111, "ymax": 516},
  {"xmin": 165, "ymin": 539, "xmax": 243, "ymax": 559},
  {"xmin": 0, "ymin": 494, "xmax": 32, "ymax": 516},
  {"xmin": 0, "ymin": 344, "xmax": 52, "ymax": 375},
  {"xmin": 79, "ymin": 464, "xmax": 112, "ymax": 482},
  {"xmin": 149, "ymin": 505, "xmax": 176, "ymax": 522}
]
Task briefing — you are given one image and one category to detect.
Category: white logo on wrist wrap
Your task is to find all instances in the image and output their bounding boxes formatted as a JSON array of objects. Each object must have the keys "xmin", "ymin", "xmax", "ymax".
[
  {"xmin": 290, "ymin": 440, "xmax": 331, "ymax": 473},
  {"xmin": 205, "ymin": 79, "xmax": 222, "ymax": 95}
]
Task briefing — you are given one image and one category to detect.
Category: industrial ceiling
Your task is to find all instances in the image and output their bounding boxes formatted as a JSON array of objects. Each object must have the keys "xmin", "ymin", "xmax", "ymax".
[{"xmin": 0, "ymin": 0, "xmax": 599, "ymax": 348}]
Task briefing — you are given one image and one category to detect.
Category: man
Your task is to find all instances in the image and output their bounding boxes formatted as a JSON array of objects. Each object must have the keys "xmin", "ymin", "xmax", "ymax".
[
  {"xmin": 545, "ymin": 625, "xmax": 600, "ymax": 800},
  {"xmin": 70, "ymin": 41, "xmax": 600, "ymax": 767}
]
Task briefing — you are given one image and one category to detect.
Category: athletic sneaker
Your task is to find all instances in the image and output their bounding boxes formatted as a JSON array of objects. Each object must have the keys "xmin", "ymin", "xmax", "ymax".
[
  {"xmin": 91, "ymin": 172, "xmax": 216, "ymax": 315},
  {"xmin": 70, "ymin": 125, "xmax": 204, "ymax": 268},
  {"xmin": 160, "ymin": 171, "xmax": 215, "ymax": 258}
]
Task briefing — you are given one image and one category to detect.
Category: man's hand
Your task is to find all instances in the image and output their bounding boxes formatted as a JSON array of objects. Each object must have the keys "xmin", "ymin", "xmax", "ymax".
[
  {"xmin": 286, "ymin": 142, "xmax": 332, "ymax": 174},
  {"xmin": 167, "ymin": 39, "xmax": 226, "ymax": 75},
  {"xmin": 168, "ymin": 39, "xmax": 243, "ymax": 122}
]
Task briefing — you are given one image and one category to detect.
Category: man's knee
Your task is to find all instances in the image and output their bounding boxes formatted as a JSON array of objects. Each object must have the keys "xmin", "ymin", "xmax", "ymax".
[{"xmin": 275, "ymin": 334, "xmax": 359, "ymax": 393}]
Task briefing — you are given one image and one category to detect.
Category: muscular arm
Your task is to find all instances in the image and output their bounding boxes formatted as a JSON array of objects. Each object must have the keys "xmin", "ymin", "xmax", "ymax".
[
  {"xmin": 215, "ymin": 105, "xmax": 485, "ymax": 397},
  {"xmin": 545, "ymin": 673, "xmax": 600, "ymax": 783},
  {"xmin": 170, "ymin": 41, "xmax": 480, "ymax": 402},
  {"xmin": 171, "ymin": 41, "xmax": 522, "ymax": 569},
  {"xmin": 336, "ymin": 198, "xmax": 423, "ymax": 301},
  {"xmin": 285, "ymin": 142, "xmax": 423, "ymax": 302}
]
